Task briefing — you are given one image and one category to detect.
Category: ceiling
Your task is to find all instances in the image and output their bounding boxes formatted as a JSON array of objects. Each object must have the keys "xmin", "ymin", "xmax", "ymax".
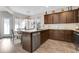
[
  {"xmin": 0, "ymin": 6, "xmax": 78, "ymax": 16},
  {"xmin": 9, "ymin": 6, "xmax": 47, "ymax": 16}
]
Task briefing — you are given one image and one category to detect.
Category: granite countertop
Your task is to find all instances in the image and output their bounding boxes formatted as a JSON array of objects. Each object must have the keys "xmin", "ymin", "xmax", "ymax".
[
  {"xmin": 73, "ymin": 29, "xmax": 79, "ymax": 32},
  {"xmin": 19, "ymin": 29, "xmax": 48, "ymax": 33},
  {"xmin": 15, "ymin": 28, "xmax": 79, "ymax": 33}
]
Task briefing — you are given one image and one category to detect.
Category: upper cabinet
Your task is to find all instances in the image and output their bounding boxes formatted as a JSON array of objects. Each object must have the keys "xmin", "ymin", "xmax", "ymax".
[
  {"xmin": 60, "ymin": 12, "xmax": 67, "ymax": 23},
  {"xmin": 66, "ymin": 11, "xmax": 74, "ymax": 23},
  {"xmin": 44, "ymin": 8, "xmax": 79, "ymax": 24},
  {"xmin": 53, "ymin": 13, "xmax": 60, "ymax": 24},
  {"xmin": 44, "ymin": 14, "xmax": 53, "ymax": 24},
  {"xmin": 77, "ymin": 9, "xmax": 79, "ymax": 22},
  {"xmin": 73, "ymin": 10, "xmax": 78, "ymax": 23},
  {"xmin": 44, "ymin": 15, "xmax": 48, "ymax": 24}
]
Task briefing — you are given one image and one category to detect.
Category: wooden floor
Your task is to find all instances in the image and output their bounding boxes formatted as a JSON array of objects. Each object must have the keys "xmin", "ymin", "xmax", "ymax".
[{"xmin": 0, "ymin": 38, "xmax": 77, "ymax": 53}]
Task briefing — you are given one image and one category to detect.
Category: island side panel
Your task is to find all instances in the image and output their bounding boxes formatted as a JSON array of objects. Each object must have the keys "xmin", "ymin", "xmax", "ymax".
[{"xmin": 21, "ymin": 32, "xmax": 32, "ymax": 52}]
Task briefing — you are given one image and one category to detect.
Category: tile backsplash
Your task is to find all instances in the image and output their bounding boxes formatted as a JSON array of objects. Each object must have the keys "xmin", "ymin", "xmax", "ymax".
[{"xmin": 43, "ymin": 23, "xmax": 79, "ymax": 30}]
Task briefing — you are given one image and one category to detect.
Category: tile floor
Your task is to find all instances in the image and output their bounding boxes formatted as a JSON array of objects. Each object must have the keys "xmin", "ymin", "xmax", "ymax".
[{"xmin": 0, "ymin": 38, "xmax": 77, "ymax": 53}]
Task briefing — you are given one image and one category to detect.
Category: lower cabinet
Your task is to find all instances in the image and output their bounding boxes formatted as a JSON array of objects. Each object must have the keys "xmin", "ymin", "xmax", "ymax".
[
  {"xmin": 64, "ymin": 30, "xmax": 74, "ymax": 42},
  {"xmin": 49, "ymin": 30, "xmax": 73, "ymax": 42},
  {"xmin": 40, "ymin": 30, "xmax": 49, "ymax": 44},
  {"xmin": 49, "ymin": 30, "xmax": 65, "ymax": 41}
]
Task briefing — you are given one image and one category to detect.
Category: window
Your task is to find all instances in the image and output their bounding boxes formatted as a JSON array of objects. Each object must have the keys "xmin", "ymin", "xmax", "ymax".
[
  {"xmin": 15, "ymin": 18, "xmax": 26, "ymax": 31},
  {"xmin": 15, "ymin": 19, "xmax": 19, "ymax": 31},
  {"xmin": 20, "ymin": 20, "xmax": 26, "ymax": 28},
  {"xmin": 4, "ymin": 18, "xmax": 10, "ymax": 34}
]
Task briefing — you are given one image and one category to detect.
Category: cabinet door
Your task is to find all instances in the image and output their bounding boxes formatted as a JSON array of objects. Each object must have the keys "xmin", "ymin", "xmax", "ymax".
[
  {"xmin": 49, "ymin": 30, "xmax": 53, "ymax": 39},
  {"xmin": 53, "ymin": 14, "xmax": 60, "ymax": 24},
  {"xmin": 66, "ymin": 11, "xmax": 74, "ymax": 23},
  {"xmin": 40, "ymin": 30, "xmax": 49, "ymax": 44},
  {"xmin": 51, "ymin": 30, "xmax": 59, "ymax": 40},
  {"xmin": 60, "ymin": 12, "xmax": 67, "ymax": 23},
  {"xmin": 44, "ymin": 14, "xmax": 53, "ymax": 24},
  {"xmin": 49, "ymin": 30, "xmax": 73, "ymax": 42},
  {"xmin": 49, "ymin": 30, "xmax": 65, "ymax": 41},
  {"xmin": 53, "ymin": 30, "xmax": 64, "ymax": 40},
  {"xmin": 74, "ymin": 10, "xmax": 78, "ymax": 23},
  {"xmin": 48, "ymin": 14, "xmax": 53, "ymax": 24},
  {"xmin": 44, "ymin": 15, "xmax": 48, "ymax": 24},
  {"xmin": 64, "ymin": 30, "xmax": 73, "ymax": 42},
  {"xmin": 78, "ymin": 9, "xmax": 79, "ymax": 22},
  {"xmin": 58, "ymin": 31, "xmax": 65, "ymax": 41}
]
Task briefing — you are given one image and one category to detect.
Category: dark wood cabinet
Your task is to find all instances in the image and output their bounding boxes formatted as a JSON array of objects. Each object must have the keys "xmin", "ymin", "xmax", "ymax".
[
  {"xmin": 44, "ymin": 15, "xmax": 48, "ymax": 24},
  {"xmin": 73, "ymin": 9, "xmax": 78, "ymax": 23},
  {"xmin": 49, "ymin": 30, "xmax": 73, "ymax": 42},
  {"xmin": 66, "ymin": 11, "xmax": 74, "ymax": 23},
  {"xmin": 49, "ymin": 30, "xmax": 64, "ymax": 41},
  {"xmin": 58, "ymin": 30, "xmax": 65, "ymax": 41},
  {"xmin": 78, "ymin": 9, "xmax": 79, "ymax": 22},
  {"xmin": 40, "ymin": 30, "xmax": 49, "ymax": 44},
  {"xmin": 48, "ymin": 14, "xmax": 53, "ymax": 24},
  {"xmin": 44, "ymin": 8, "xmax": 79, "ymax": 24},
  {"xmin": 64, "ymin": 30, "xmax": 73, "ymax": 42},
  {"xmin": 53, "ymin": 13, "xmax": 60, "ymax": 24},
  {"xmin": 60, "ymin": 12, "xmax": 67, "ymax": 23},
  {"xmin": 51, "ymin": 30, "xmax": 59, "ymax": 40},
  {"xmin": 49, "ymin": 30, "xmax": 53, "ymax": 39},
  {"xmin": 44, "ymin": 14, "xmax": 53, "ymax": 24}
]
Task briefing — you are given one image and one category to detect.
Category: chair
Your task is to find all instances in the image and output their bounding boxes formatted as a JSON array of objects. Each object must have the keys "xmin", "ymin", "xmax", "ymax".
[{"xmin": 10, "ymin": 29, "xmax": 15, "ymax": 42}]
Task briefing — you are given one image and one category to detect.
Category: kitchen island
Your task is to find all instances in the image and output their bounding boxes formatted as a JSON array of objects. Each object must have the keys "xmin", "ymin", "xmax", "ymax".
[{"xmin": 21, "ymin": 29, "xmax": 49, "ymax": 52}]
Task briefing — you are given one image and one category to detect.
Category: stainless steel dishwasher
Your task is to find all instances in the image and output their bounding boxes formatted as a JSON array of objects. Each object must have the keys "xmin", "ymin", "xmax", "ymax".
[{"xmin": 32, "ymin": 32, "xmax": 40, "ymax": 51}]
